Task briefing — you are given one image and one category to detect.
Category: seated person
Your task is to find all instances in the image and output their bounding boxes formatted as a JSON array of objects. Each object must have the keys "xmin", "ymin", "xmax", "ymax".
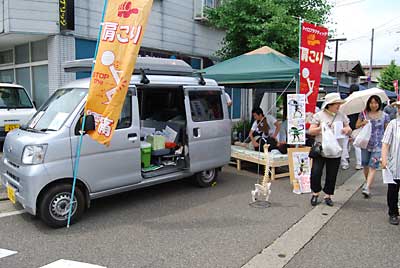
[{"xmin": 235, "ymin": 107, "xmax": 286, "ymax": 153}]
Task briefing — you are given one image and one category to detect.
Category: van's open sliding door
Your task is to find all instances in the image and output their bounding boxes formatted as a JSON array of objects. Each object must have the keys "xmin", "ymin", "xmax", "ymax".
[{"xmin": 183, "ymin": 86, "xmax": 231, "ymax": 173}]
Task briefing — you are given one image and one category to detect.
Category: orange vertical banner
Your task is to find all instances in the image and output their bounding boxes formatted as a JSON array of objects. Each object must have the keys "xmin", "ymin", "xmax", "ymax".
[{"xmin": 85, "ymin": 0, "xmax": 153, "ymax": 145}]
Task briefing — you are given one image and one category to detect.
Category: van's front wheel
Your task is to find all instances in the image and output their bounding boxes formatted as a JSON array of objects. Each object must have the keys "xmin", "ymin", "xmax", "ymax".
[
  {"xmin": 193, "ymin": 168, "xmax": 218, "ymax": 187},
  {"xmin": 38, "ymin": 184, "xmax": 85, "ymax": 228}
]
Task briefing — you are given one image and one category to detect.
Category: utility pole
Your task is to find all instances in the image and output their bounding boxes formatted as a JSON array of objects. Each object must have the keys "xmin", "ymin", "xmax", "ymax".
[
  {"xmin": 368, "ymin": 28, "xmax": 374, "ymax": 88},
  {"xmin": 328, "ymin": 38, "xmax": 347, "ymax": 92}
]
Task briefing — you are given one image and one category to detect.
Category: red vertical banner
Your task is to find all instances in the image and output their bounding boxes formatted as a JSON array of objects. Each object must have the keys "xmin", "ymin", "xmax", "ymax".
[
  {"xmin": 299, "ymin": 21, "xmax": 329, "ymax": 113},
  {"xmin": 393, "ymin": 80, "xmax": 399, "ymax": 100}
]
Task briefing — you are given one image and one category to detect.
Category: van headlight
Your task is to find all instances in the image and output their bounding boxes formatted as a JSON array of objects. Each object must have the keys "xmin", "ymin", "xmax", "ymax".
[{"xmin": 22, "ymin": 145, "xmax": 47, "ymax": 165}]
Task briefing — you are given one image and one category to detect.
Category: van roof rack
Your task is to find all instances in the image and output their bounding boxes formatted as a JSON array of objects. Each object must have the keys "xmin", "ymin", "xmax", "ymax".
[{"xmin": 63, "ymin": 57, "xmax": 194, "ymax": 76}]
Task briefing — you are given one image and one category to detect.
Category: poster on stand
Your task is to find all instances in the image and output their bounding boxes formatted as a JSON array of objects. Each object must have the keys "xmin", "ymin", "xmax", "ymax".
[
  {"xmin": 287, "ymin": 94, "xmax": 306, "ymax": 145},
  {"xmin": 288, "ymin": 147, "xmax": 312, "ymax": 194}
]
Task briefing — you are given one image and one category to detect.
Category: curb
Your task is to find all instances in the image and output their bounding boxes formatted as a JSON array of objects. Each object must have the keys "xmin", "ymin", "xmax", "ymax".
[{"xmin": 242, "ymin": 171, "xmax": 365, "ymax": 268}]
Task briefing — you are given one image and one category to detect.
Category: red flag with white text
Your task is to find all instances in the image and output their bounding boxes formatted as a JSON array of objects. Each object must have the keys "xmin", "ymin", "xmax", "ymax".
[{"xmin": 299, "ymin": 21, "xmax": 329, "ymax": 113}]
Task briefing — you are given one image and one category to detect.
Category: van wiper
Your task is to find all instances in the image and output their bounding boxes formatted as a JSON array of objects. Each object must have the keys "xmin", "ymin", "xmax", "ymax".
[
  {"xmin": 40, "ymin": 128, "xmax": 57, "ymax": 132},
  {"xmin": 22, "ymin": 127, "xmax": 42, "ymax": 133}
]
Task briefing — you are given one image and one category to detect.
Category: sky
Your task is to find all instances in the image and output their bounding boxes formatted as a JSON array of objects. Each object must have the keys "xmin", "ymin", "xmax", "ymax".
[{"xmin": 326, "ymin": 0, "xmax": 400, "ymax": 66}]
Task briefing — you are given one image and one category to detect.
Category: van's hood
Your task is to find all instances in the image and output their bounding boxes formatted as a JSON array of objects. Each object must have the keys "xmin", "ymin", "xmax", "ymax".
[
  {"xmin": 0, "ymin": 108, "xmax": 36, "ymax": 126},
  {"xmin": 2, "ymin": 129, "xmax": 47, "ymax": 164}
]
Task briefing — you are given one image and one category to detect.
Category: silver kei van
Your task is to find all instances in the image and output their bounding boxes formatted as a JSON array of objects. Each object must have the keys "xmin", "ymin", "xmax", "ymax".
[{"xmin": 0, "ymin": 57, "xmax": 231, "ymax": 227}]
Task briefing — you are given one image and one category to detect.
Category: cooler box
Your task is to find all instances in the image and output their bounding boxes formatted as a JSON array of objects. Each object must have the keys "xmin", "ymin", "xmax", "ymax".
[{"xmin": 140, "ymin": 141, "xmax": 152, "ymax": 168}]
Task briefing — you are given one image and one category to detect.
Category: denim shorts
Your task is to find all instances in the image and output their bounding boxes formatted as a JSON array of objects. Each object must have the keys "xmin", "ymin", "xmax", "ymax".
[{"xmin": 361, "ymin": 149, "xmax": 381, "ymax": 169}]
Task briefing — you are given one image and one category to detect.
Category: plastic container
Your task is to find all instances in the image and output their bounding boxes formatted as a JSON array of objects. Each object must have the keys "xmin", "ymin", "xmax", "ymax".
[
  {"xmin": 146, "ymin": 135, "xmax": 166, "ymax": 150},
  {"xmin": 140, "ymin": 141, "xmax": 152, "ymax": 168}
]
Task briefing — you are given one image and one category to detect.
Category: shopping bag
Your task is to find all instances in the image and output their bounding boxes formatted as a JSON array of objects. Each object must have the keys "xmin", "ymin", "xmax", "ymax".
[
  {"xmin": 353, "ymin": 122, "xmax": 371, "ymax": 149},
  {"xmin": 350, "ymin": 127, "xmax": 362, "ymax": 139},
  {"xmin": 321, "ymin": 122, "xmax": 342, "ymax": 157}
]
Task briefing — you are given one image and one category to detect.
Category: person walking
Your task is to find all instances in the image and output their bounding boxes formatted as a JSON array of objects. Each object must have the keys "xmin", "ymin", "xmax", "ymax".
[
  {"xmin": 356, "ymin": 95, "xmax": 390, "ymax": 198},
  {"xmin": 381, "ymin": 100, "xmax": 400, "ymax": 225},
  {"xmin": 309, "ymin": 93, "xmax": 352, "ymax": 206},
  {"xmin": 383, "ymin": 98, "xmax": 397, "ymax": 120}
]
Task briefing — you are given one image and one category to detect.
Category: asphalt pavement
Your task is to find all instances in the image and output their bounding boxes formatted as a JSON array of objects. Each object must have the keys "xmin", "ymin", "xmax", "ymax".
[
  {"xmin": 0, "ymin": 150, "xmax": 363, "ymax": 268},
  {"xmin": 0, "ymin": 166, "xmax": 315, "ymax": 268},
  {"xmin": 285, "ymin": 170, "xmax": 400, "ymax": 268}
]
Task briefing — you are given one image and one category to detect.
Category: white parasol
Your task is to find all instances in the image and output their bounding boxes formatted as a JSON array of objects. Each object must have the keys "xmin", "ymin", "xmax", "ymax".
[{"xmin": 339, "ymin": 87, "xmax": 389, "ymax": 115}]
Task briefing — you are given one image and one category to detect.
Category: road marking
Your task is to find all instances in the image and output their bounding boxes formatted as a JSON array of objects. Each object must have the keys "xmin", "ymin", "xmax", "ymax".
[
  {"xmin": 0, "ymin": 210, "xmax": 25, "ymax": 218},
  {"xmin": 242, "ymin": 171, "xmax": 365, "ymax": 268},
  {"xmin": 0, "ymin": 248, "xmax": 18, "ymax": 259},
  {"xmin": 40, "ymin": 259, "xmax": 106, "ymax": 268}
]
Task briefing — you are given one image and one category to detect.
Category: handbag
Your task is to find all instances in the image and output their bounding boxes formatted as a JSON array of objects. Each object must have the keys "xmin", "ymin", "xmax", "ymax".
[{"xmin": 308, "ymin": 141, "xmax": 322, "ymax": 159}]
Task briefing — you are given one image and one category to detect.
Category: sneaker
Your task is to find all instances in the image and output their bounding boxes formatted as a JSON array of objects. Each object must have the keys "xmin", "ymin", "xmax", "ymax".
[
  {"xmin": 324, "ymin": 197, "xmax": 334, "ymax": 207},
  {"xmin": 362, "ymin": 187, "xmax": 370, "ymax": 198},
  {"xmin": 355, "ymin": 164, "xmax": 362, "ymax": 170},
  {"xmin": 342, "ymin": 165, "xmax": 349, "ymax": 170},
  {"xmin": 389, "ymin": 215, "xmax": 399, "ymax": 225}
]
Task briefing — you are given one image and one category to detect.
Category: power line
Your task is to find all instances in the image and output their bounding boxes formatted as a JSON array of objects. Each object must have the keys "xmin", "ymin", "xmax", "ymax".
[{"xmin": 334, "ymin": 0, "xmax": 366, "ymax": 8}]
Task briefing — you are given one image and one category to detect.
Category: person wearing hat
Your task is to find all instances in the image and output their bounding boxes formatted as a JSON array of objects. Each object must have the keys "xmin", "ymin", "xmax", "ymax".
[
  {"xmin": 308, "ymin": 93, "xmax": 352, "ymax": 206},
  {"xmin": 356, "ymin": 95, "xmax": 390, "ymax": 198},
  {"xmin": 381, "ymin": 100, "xmax": 400, "ymax": 225},
  {"xmin": 384, "ymin": 98, "xmax": 398, "ymax": 120}
]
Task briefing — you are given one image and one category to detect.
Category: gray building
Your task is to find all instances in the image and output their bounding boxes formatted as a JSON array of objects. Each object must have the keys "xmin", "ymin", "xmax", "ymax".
[{"xmin": 0, "ymin": 0, "xmax": 224, "ymax": 107}]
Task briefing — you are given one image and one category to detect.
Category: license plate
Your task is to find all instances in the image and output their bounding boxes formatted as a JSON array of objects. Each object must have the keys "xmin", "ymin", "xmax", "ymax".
[
  {"xmin": 6, "ymin": 184, "xmax": 16, "ymax": 204},
  {"xmin": 5, "ymin": 124, "xmax": 20, "ymax": 132}
]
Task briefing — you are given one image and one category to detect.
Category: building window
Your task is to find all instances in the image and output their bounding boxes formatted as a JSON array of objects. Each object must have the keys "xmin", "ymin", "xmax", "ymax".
[
  {"xmin": 194, "ymin": 0, "xmax": 223, "ymax": 20},
  {"xmin": 225, "ymin": 88, "xmax": 241, "ymax": 119},
  {"xmin": 0, "ymin": 50, "xmax": 13, "ymax": 65},
  {"xmin": 16, "ymin": 67, "xmax": 31, "ymax": 95},
  {"xmin": 32, "ymin": 65, "xmax": 49, "ymax": 107},
  {"xmin": 0, "ymin": 70, "xmax": 14, "ymax": 83},
  {"xmin": 15, "ymin": 44, "xmax": 30, "ymax": 64},
  {"xmin": 0, "ymin": 39, "xmax": 49, "ymax": 106},
  {"xmin": 31, "ymin": 39, "xmax": 48, "ymax": 62}
]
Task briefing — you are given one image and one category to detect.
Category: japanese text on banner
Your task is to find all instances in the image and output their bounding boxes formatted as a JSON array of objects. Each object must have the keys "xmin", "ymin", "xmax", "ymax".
[
  {"xmin": 299, "ymin": 21, "xmax": 328, "ymax": 113},
  {"xmin": 84, "ymin": 0, "xmax": 153, "ymax": 145}
]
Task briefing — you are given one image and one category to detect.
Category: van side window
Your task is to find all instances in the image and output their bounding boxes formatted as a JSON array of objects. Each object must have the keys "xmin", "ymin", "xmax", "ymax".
[
  {"xmin": 116, "ymin": 94, "xmax": 132, "ymax": 129},
  {"xmin": 189, "ymin": 91, "xmax": 223, "ymax": 122}
]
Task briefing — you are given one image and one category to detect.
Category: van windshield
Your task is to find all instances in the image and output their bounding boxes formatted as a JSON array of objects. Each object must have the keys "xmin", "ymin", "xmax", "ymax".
[
  {"xmin": 25, "ymin": 88, "xmax": 87, "ymax": 131},
  {"xmin": 0, "ymin": 86, "xmax": 33, "ymax": 109}
]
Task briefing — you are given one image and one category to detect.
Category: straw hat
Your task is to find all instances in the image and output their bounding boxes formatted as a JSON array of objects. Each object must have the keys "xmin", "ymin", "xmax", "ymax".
[{"xmin": 321, "ymin": 93, "xmax": 345, "ymax": 110}]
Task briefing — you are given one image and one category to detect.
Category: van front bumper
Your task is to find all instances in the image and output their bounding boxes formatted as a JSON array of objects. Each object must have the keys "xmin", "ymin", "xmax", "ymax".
[{"xmin": 0, "ymin": 156, "xmax": 49, "ymax": 215}]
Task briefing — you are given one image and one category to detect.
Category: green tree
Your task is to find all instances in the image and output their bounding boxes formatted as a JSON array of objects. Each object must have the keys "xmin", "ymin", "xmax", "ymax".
[
  {"xmin": 206, "ymin": 0, "xmax": 332, "ymax": 60},
  {"xmin": 377, "ymin": 60, "xmax": 400, "ymax": 91}
]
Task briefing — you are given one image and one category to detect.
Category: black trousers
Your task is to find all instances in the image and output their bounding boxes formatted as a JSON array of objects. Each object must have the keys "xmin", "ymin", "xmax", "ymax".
[
  {"xmin": 387, "ymin": 180, "xmax": 400, "ymax": 216},
  {"xmin": 310, "ymin": 155, "xmax": 341, "ymax": 195}
]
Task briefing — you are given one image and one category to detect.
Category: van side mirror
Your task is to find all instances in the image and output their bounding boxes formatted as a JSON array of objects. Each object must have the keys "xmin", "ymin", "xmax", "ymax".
[
  {"xmin": 75, "ymin": 114, "xmax": 96, "ymax": 135},
  {"xmin": 84, "ymin": 115, "xmax": 96, "ymax": 132}
]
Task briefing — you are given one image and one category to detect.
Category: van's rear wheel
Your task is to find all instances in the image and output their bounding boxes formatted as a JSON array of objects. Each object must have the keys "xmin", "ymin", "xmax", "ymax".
[
  {"xmin": 38, "ymin": 183, "xmax": 85, "ymax": 228},
  {"xmin": 193, "ymin": 168, "xmax": 218, "ymax": 187}
]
